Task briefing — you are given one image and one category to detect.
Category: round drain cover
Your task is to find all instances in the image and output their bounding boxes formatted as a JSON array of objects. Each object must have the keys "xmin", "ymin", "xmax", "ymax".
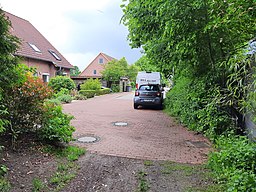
[
  {"xmin": 114, "ymin": 122, "xmax": 128, "ymax": 126},
  {"xmin": 78, "ymin": 136, "xmax": 97, "ymax": 143}
]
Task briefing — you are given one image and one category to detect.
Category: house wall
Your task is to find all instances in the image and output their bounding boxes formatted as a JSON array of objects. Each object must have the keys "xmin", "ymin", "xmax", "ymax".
[
  {"xmin": 79, "ymin": 54, "xmax": 109, "ymax": 78},
  {"xmin": 21, "ymin": 57, "xmax": 70, "ymax": 81}
]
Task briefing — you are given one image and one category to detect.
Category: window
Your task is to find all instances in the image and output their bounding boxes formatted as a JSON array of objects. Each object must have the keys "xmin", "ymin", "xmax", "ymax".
[
  {"xmin": 99, "ymin": 58, "xmax": 104, "ymax": 64},
  {"xmin": 42, "ymin": 73, "xmax": 49, "ymax": 83},
  {"xmin": 93, "ymin": 70, "xmax": 97, "ymax": 75},
  {"xmin": 48, "ymin": 50, "xmax": 61, "ymax": 61},
  {"xmin": 28, "ymin": 43, "xmax": 41, "ymax": 52}
]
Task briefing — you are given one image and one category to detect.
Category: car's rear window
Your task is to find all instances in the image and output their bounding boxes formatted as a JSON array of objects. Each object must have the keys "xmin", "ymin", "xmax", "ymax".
[{"xmin": 139, "ymin": 85, "xmax": 159, "ymax": 91}]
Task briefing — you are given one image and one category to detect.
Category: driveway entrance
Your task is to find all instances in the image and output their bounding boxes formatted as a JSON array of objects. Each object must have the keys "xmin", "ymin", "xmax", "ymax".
[{"xmin": 63, "ymin": 92, "xmax": 211, "ymax": 164}]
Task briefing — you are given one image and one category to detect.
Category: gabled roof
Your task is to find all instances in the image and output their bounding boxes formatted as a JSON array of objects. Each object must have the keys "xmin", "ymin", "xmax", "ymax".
[
  {"xmin": 79, "ymin": 52, "xmax": 116, "ymax": 77},
  {"xmin": 5, "ymin": 11, "xmax": 73, "ymax": 69}
]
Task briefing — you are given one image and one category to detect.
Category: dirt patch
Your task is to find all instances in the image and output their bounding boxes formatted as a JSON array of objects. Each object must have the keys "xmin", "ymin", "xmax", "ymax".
[
  {"xmin": 61, "ymin": 152, "xmax": 214, "ymax": 192},
  {"xmin": 0, "ymin": 141, "xmax": 215, "ymax": 192}
]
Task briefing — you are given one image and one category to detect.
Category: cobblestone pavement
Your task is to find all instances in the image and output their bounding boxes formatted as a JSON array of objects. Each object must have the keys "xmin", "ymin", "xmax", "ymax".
[{"xmin": 63, "ymin": 92, "xmax": 211, "ymax": 164}]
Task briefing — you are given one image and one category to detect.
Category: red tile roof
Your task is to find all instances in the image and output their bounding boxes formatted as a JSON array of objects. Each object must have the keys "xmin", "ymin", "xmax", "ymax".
[{"xmin": 5, "ymin": 11, "xmax": 73, "ymax": 69}]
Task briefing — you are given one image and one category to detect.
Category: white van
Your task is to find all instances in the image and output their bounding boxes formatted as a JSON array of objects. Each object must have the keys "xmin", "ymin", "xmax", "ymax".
[{"xmin": 135, "ymin": 71, "xmax": 161, "ymax": 89}]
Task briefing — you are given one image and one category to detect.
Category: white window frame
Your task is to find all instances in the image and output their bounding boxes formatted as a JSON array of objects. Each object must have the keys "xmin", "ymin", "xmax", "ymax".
[
  {"xmin": 99, "ymin": 58, "xmax": 104, "ymax": 64},
  {"xmin": 42, "ymin": 73, "xmax": 50, "ymax": 82},
  {"xmin": 28, "ymin": 43, "xmax": 41, "ymax": 53}
]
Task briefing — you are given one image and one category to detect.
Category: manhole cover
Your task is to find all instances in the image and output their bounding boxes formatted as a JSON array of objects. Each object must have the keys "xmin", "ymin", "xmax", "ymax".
[
  {"xmin": 77, "ymin": 136, "xmax": 99, "ymax": 143},
  {"xmin": 113, "ymin": 122, "xmax": 128, "ymax": 126}
]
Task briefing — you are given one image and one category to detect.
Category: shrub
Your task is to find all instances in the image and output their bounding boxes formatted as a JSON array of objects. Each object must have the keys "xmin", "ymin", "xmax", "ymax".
[
  {"xmin": 95, "ymin": 88, "xmax": 111, "ymax": 95},
  {"xmin": 46, "ymin": 98, "xmax": 62, "ymax": 106},
  {"xmin": 48, "ymin": 76, "xmax": 76, "ymax": 92},
  {"xmin": 54, "ymin": 88, "xmax": 70, "ymax": 98},
  {"xmin": 80, "ymin": 79, "xmax": 101, "ymax": 90},
  {"xmin": 79, "ymin": 90, "xmax": 95, "ymax": 98},
  {"xmin": 56, "ymin": 94, "xmax": 73, "ymax": 103},
  {"xmin": 4, "ymin": 75, "xmax": 53, "ymax": 142},
  {"xmin": 111, "ymin": 84, "xmax": 120, "ymax": 92},
  {"xmin": 39, "ymin": 102, "xmax": 75, "ymax": 143},
  {"xmin": 208, "ymin": 136, "xmax": 256, "ymax": 191},
  {"xmin": 73, "ymin": 94, "xmax": 87, "ymax": 100}
]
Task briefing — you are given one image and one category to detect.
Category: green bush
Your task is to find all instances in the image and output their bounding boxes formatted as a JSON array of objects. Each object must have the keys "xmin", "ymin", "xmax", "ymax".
[
  {"xmin": 48, "ymin": 76, "xmax": 76, "ymax": 92},
  {"xmin": 79, "ymin": 90, "xmax": 95, "ymax": 98},
  {"xmin": 80, "ymin": 79, "xmax": 101, "ymax": 90},
  {"xmin": 40, "ymin": 103, "xmax": 75, "ymax": 143},
  {"xmin": 95, "ymin": 88, "xmax": 111, "ymax": 95},
  {"xmin": 46, "ymin": 98, "xmax": 62, "ymax": 106},
  {"xmin": 208, "ymin": 136, "xmax": 256, "ymax": 191},
  {"xmin": 56, "ymin": 95, "xmax": 73, "ymax": 103},
  {"xmin": 111, "ymin": 84, "xmax": 120, "ymax": 92},
  {"xmin": 73, "ymin": 94, "xmax": 87, "ymax": 100},
  {"xmin": 54, "ymin": 88, "xmax": 70, "ymax": 98},
  {"xmin": 164, "ymin": 76, "xmax": 233, "ymax": 140},
  {"xmin": 4, "ymin": 75, "xmax": 53, "ymax": 143}
]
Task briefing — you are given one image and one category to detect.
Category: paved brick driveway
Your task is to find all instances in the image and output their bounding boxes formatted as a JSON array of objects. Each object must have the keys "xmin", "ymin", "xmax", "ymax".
[{"xmin": 63, "ymin": 92, "xmax": 211, "ymax": 164}]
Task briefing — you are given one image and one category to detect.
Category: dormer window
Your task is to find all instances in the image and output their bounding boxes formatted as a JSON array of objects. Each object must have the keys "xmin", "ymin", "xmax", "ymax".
[
  {"xmin": 48, "ymin": 50, "xmax": 61, "ymax": 61},
  {"xmin": 99, "ymin": 58, "xmax": 104, "ymax": 64},
  {"xmin": 28, "ymin": 43, "xmax": 41, "ymax": 53}
]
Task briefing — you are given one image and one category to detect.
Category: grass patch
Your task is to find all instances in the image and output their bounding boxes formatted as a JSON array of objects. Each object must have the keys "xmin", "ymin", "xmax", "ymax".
[
  {"xmin": 49, "ymin": 162, "xmax": 77, "ymax": 191},
  {"xmin": 143, "ymin": 160, "xmax": 153, "ymax": 166},
  {"xmin": 136, "ymin": 170, "xmax": 150, "ymax": 192},
  {"xmin": 42, "ymin": 145, "xmax": 86, "ymax": 161},
  {"xmin": 32, "ymin": 178, "xmax": 48, "ymax": 192},
  {"xmin": 38, "ymin": 145, "xmax": 86, "ymax": 191},
  {"xmin": 0, "ymin": 177, "xmax": 11, "ymax": 192},
  {"xmin": 161, "ymin": 161, "xmax": 198, "ymax": 176}
]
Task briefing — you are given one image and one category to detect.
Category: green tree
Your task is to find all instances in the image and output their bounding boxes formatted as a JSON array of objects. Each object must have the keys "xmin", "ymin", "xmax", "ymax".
[
  {"xmin": 134, "ymin": 56, "xmax": 159, "ymax": 72},
  {"xmin": 70, "ymin": 66, "xmax": 81, "ymax": 76},
  {"xmin": 0, "ymin": 9, "xmax": 21, "ymax": 133},
  {"xmin": 102, "ymin": 57, "xmax": 128, "ymax": 82}
]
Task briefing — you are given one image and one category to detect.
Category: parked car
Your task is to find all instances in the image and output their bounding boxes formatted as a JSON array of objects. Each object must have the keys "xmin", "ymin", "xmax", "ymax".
[{"xmin": 133, "ymin": 84, "xmax": 163, "ymax": 109}]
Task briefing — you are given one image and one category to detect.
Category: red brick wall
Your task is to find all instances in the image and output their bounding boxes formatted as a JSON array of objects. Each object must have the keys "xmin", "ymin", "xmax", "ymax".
[{"xmin": 21, "ymin": 58, "xmax": 70, "ymax": 81}]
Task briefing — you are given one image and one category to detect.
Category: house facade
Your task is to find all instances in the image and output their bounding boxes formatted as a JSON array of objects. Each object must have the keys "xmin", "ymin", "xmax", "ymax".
[
  {"xmin": 5, "ymin": 11, "xmax": 73, "ymax": 82},
  {"xmin": 72, "ymin": 52, "xmax": 116, "ymax": 86}
]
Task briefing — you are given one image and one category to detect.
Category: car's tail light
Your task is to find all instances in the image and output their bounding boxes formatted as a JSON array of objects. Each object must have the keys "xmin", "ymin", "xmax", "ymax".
[
  {"xmin": 136, "ymin": 84, "xmax": 138, "ymax": 89},
  {"xmin": 156, "ymin": 92, "xmax": 161, "ymax": 97},
  {"xmin": 135, "ymin": 91, "xmax": 139, "ymax": 96}
]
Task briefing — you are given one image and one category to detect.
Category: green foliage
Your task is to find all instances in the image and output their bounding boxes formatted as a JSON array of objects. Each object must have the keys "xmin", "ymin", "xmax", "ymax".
[
  {"xmin": 102, "ymin": 57, "xmax": 128, "ymax": 82},
  {"xmin": 80, "ymin": 79, "xmax": 101, "ymax": 91},
  {"xmin": 32, "ymin": 178, "xmax": 46, "ymax": 192},
  {"xmin": 70, "ymin": 66, "xmax": 81, "ymax": 76},
  {"xmin": 54, "ymin": 88, "xmax": 70, "ymax": 98},
  {"xmin": 73, "ymin": 94, "xmax": 87, "ymax": 100},
  {"xmin": 56, "ymin": 94, "xmax": 73, "ymax": 104},
  {"xmin": 43, "ymin": 145, "xmax": 85, "ymax": 161},
  {"xmin": 40, "ymin": 103, "xmax": 75, "ymax": 143},
  {"xmin": 111, "ymin": 84, "xmax": 120, "ymax": 93},
  {"xmin": 0, "ymin": 177, "xmax": 11, "ymax": 192},
  {"xmin": 98, "ymin": 88, "xmax": 111, "ymax": 95},
  {"xmin": 48, "ymin": 76, "xmax": 76, "ymax": 92},
  {"xmin": 208, "ymin": 136, "xmax": 256, "ymax": 191},
  {"xmin": 134, "ymin": 56, "xmax": 159, "ymax": 72},
  {"xmin": 136, "ymin": 171, "xmax": 149, "ymax": 192},
  {"xmin": 4, "ymin": 75, "xmax": 53, "ymax": 144},
  {"xmin": 79, "ymin": 90, "xmax": 95, "ymax": 98}
]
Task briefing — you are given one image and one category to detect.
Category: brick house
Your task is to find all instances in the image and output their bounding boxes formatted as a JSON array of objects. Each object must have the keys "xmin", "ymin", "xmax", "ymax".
[
  {"xmin": 5, "ymin": 11, "xmax": 73, "ymax": 82},
  {"xmin": 72, "ymin": 52, "xmax": 116, "ymax": 86}
]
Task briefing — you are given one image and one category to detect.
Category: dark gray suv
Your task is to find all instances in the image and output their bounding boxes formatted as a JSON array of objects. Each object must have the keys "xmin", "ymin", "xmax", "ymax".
[{"xmin": 133, "ymin": 84, "xmax": 163, "ymax": 109}]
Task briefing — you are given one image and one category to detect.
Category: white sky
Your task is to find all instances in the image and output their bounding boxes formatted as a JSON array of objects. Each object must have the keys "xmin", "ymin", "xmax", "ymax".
[{"xmin": 0, "ymin": 0, "xmax": 142, "ymax": 71}]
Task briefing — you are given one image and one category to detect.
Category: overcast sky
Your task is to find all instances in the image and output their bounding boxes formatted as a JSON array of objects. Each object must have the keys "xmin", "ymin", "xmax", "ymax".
[{"xmin": 0, "ymin": 0, "xmax": 142, "ymax": 71}]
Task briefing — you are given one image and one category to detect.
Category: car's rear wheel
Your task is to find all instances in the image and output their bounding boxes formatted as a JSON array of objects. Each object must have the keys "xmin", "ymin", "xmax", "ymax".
[{"xmin": 134, "ymin": 103, "xmax": 139, "ymax": 109}]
